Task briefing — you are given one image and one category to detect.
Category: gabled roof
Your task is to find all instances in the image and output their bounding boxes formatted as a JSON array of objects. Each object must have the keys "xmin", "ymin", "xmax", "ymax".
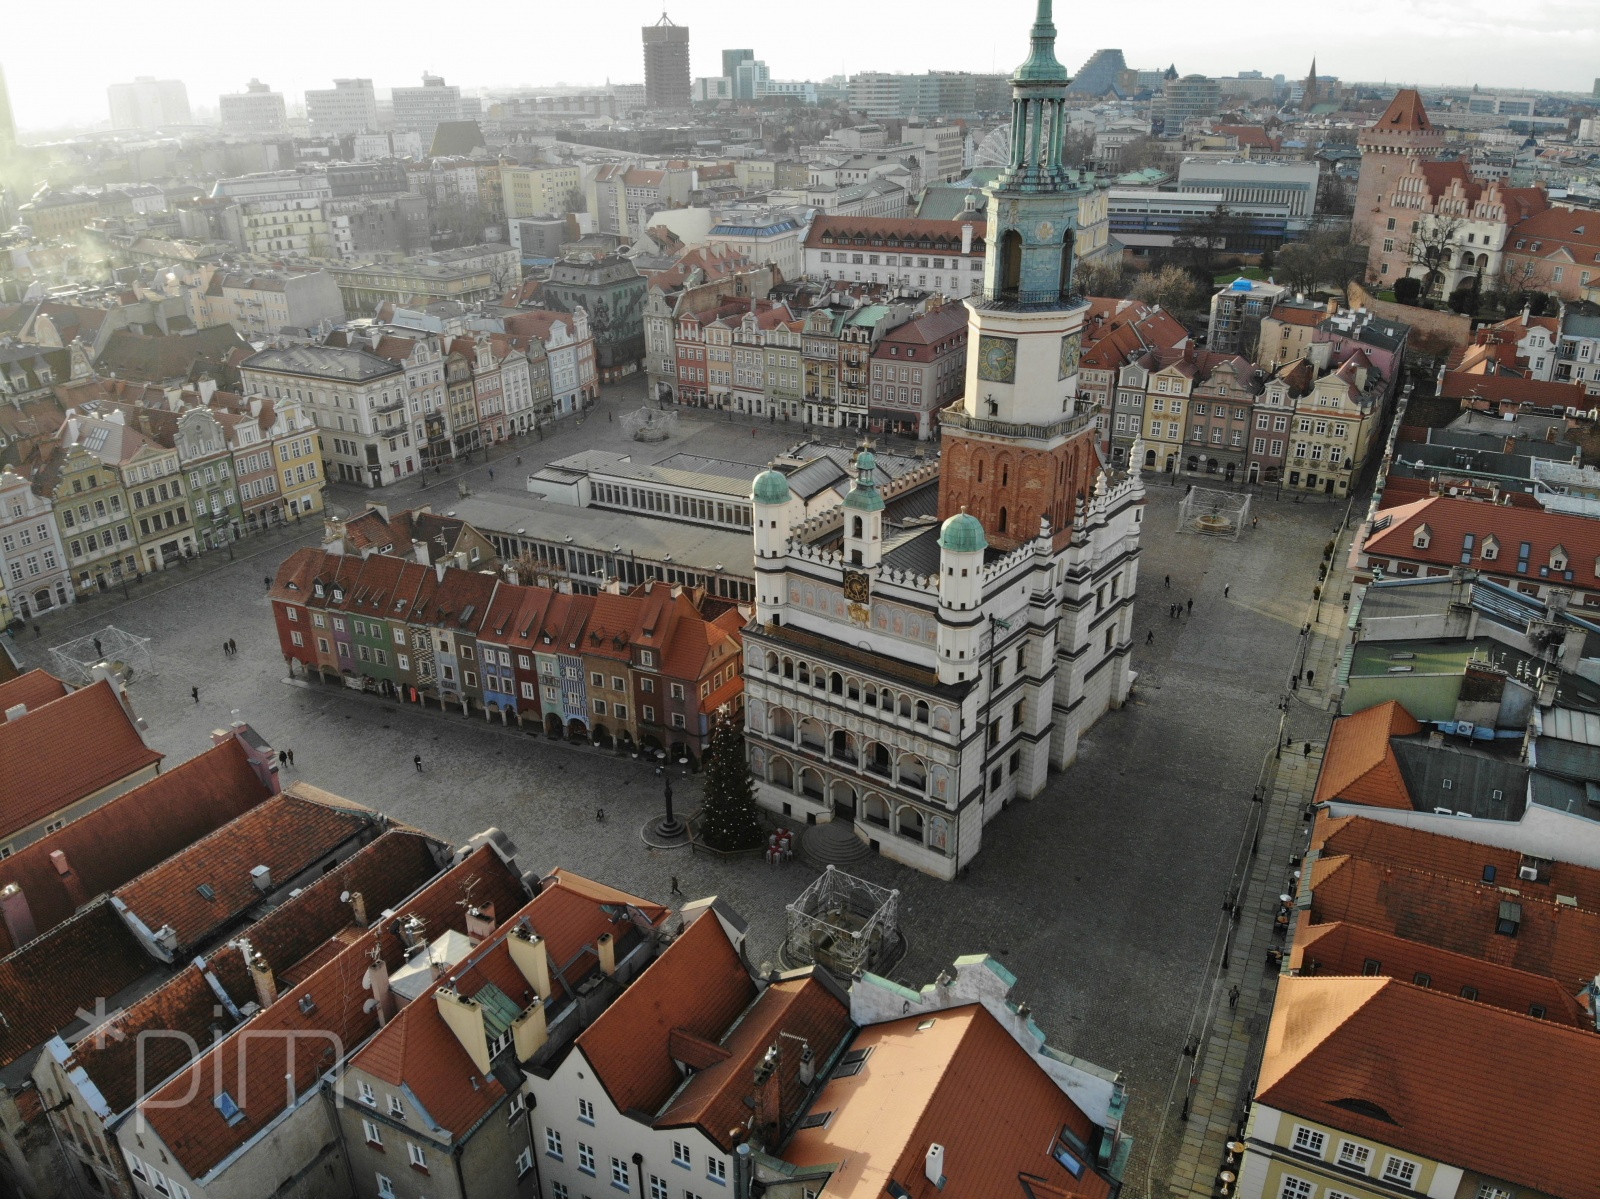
[
  {"xmin": 1313, "ymin": 701, "xmax": 1422, "ymax": 808},
  {"xmin": 1290, "ymin": 921, "xmax": 1589, "ymax": 1027},
  {"xmin": 0, "ymin": 668, "xmax": 69, "ymax": 713},
  {"xmin": 0, "ymin": 679, "xmax": 163, "ymax": 843},
  {"xmin": 352, "ymin": 869, "xmax": 668, "ymax": 1135},
  {"xmin": 576, "ymin": 909, "xmax": 755, "ymax": 1117},
  {"xmin": 785, "ymin": 1004, "xmax": 1112, "ymax": 1199},
  {"xmin": 1258, "ymin": 976, "xmax": 1600, "ymax": 1199},
  {"xmin": 1363, "ymin": 494, "xmax": 1600, "ymax": 585},
  {"xmin": 1306, "ymin": 854, "xmax": 1600, "ymax": 984},
  {"xmin": 0, "ymin": 737, "xmax": 270, "ymax": 956},
  {"xmin": 95, "ymin": 325, "xmax": 249, "ymax": 385},
  {"xmin": 656, "ymin": 972, "xmax": 851, "ymax": 1151},
  {"xmin": 0, "ymin": 899, "xmax": 155, "ymax": 1072},
  {"xmin": 111, "ymin": 793, "xmax": 374, "ymax": 956},
  {"xmin": 139, "ymin": 843, "xmax": 528, "ymax": 1181},
  {"xmin": 1438, "ymin": 370, "xmax": 1586, "ymax": 407}
]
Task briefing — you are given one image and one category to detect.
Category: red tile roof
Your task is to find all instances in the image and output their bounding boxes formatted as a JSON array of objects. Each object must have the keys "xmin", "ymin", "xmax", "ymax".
[
  {"xmin": 1258, "ymin": 976, "xmax": 1600, "ymax": 1199},
  {"xmin": 1437, "ymin": 370, "xmax": 1586, "ymax": 407},
  {"xmin": 804, "ymin": 215, "xmax": 983, "ymax": 253},
  {"xmin": 1369, "ymin": 90, "xmax": 1434, "ymax": 133},
  {"xmin": 576, "ymin": 909, "xmax": 756, "ymax": 1117},
  {"xmin": 1507, "ymin": 205, "xmax": 1600, "ymax": 262},
  {"xmin": 0, "ymin": 738, "xmax": 271, "ymax": 955},
  {"xmin": 1312, "ymin": 811, "xmax": 1600, "ymax": 911},
  {"xmin": 1313, "ymin": 701, "xmax": 1421, "ymax": 808},
  {"xmin": 0, "ymin": 679, "xmax": 163, "ymax": 842},
  {"xmin": 657, "ymin": 973, "xmax": 851, "ymax": 1151},
  {"xmin": 0, "ymin": 901, "xmax": 153, "ymax": 1071},
  {"xmin": 785, "ymin": 1004, "xmax": 1112, "ymax": 1199},
  {"xmin": 1362, "ymin": 494, "xmax": 1600, "ymax": 590},
  {"xmin": 353, "ymin": 869, "xmax": 668, "ymax": 1135},
  {"xmin": 1306, "ymin": 854, "xmax": 1600, "ymax": 984},
  {"xmin": 140, "ymin": 844, "xmax": 528, "ymax": 1180},
  {"xmin": 0, "ymin": 669, "xmax": 69, "ymax": 713},
  {"xmin": 1291, "ymin": 920, "xmax": 1589, "ymax": 1026},
  {"xmin": 112, "ymin": 793, "xmax": 376, "ymax": 955}
]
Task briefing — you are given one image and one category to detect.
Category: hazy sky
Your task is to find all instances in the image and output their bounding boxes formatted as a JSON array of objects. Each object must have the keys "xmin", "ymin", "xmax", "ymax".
[{"xmin": 7, "ymin": 0, "xmax": 1596, "ymax": 131}]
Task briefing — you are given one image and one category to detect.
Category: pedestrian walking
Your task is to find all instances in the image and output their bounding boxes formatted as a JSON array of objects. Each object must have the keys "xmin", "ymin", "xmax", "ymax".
[
  {"xmin": 32, "ymin": 624, "xmax": 40, "ymax": 639},
  {"xmin": 229, "ymin": 639, "xmax": 237, "ymax": 655},
  {"xmin": 413, "ymin": 754, "xmax": 423, "ymax": 771},
  {"xmin": 607, "ymin": 412, "xmax": 613, "ymax": 422},
  {"xmin": 1146, "ymin": 629, "xmax": 1154, "ymax": 645},
  {"xmin": 1223, "ymin": 584, "xmax": 1230, "ymax": 598},
  {"xmin": 265, "ymin": 575, "xmax": 272, "ymax": 587},
  {"xmin": 488, "ymin": 468, "xmax": 494, "ymax": 480},
  {"xmin": 1187, "ymin": 598, "xmax": 1193, "ymax": 615},
  {"xmin": 515, "ymin": 454, "xmax": 522, "ymax": 466},
  {"xmin": 278, "ymin": 749, "xmax": 288, "ymax": 769},
  {"xmin": 191, "ymin": 686, "xmax": 199, "ymax": 703},
  {"xmin": 1228, "ymin": 984, "xmax": 1240, "ymax": 1010},
  {"xmin": 1164, "ymin": 574, "xmax": 1170, "ymax": 588},
  {"xmin": 595, "ymin": 807, "xmax": 606, "ymax": 822},
  {"xmin": 670, "ymin": 875, "xmax": 682, "ymax": 896},
  {"xmin": 223, "ymin": 641, "xmax": 230, "ymax": 657}
]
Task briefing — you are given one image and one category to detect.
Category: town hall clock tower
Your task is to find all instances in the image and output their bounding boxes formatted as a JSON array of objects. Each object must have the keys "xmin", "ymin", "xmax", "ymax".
[{"xmin": 938, "ymin": 0, "xmax": 1102, "ymax": 550}]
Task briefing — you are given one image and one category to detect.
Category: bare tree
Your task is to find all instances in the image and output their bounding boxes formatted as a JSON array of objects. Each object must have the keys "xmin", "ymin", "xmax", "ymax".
[
  {"xmin": 1131, "ymin": 264, "xmax": 1204, "ymax": 323},
  {"xmin": 1075, "ymin": 256, "xmax": 1130, "ymax": 299},
  {"xmin": 1404, "ymin": 216, "xmax": 1462, "ymax": 297}
]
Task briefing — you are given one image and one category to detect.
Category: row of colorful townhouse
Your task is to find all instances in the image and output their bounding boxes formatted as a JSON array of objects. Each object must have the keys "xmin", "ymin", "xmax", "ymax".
[{"xmin": 269, "ymin": 547, "xmax": 746, "ymax": 761}]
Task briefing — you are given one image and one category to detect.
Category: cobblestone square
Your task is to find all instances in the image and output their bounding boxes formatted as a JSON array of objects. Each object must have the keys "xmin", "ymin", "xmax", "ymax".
[{"xmin": 11, "ymin": 386, "xmax": 1345, "ymax": 1196}]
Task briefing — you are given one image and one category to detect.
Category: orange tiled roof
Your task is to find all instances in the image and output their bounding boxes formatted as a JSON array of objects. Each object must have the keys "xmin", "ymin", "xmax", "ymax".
[
  {"xmin": 1312, "ymin": 811, "xmax": 1600, "ymax": 911},
  {"xmin": 1312, "ymin": 701, "xmax": 1421, "ymax": 808},
  {"xmin": 140, "ymin": 844, "xmax": 528, "ymax": 1179},
  {"xmin": 576, "ymin": 909, "xmax": 756, "ymax": 1116},
  {"xmin": 1306, "ymin": 854, "xmax": 1600, "ymax": 984},
  {"xmin": 0, "ymin": 738, "xmax": 270, "ymax": 956},
  {"xmin": 1290, "ymin": 920, "xmax": 1589, "ymax": 1026},
  {"xmin": 657, "ymin": 973, "xmax": 851, "ymax": 1151},
  {"xmin": 112, "ymin": 793, "xmax": 374, "ymax": 955},
  {"xmin": 1363, "ymin": 494, "xmax": 1600, "ymax": 588},
  {"xmin": 0, "ymin": 669, "xmax": 69, "ymax": 713},
  {"xmin": 785, "ymin": 1003, "xmax": 1111, "ymax": 1199},
  {"xmin": 1437, "ymin": 370, "xmax": 1585, "ymax": 406},
  {"xmin": 1258, "ymin": 976, "xmax": 1600, "ymax": 1199},
  {"xmin": 1507, "ymin": 206, "xmax": 1600, "ymax": 260},
  {"xmin": 1369, "ymin": 90, "xmax": 1434, "ymax": 133},
  {"xmin": 0, "ymin": 679, "xmax": 163, "ymax": 842},
  {"xmin": 805, "ymin": 215, "xmax": 983, "ymax": 253}
]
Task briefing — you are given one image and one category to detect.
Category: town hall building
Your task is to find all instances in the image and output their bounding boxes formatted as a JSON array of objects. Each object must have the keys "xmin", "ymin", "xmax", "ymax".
[{"xmin": 741, "ymin": 0, "xmax": 1145, "ymax": 880}]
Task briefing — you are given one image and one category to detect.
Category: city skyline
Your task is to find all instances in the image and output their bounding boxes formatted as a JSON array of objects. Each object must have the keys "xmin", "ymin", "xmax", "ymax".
[{"xmin": 5, "ymin": 0, "xmax": 1596, "ymax": 132}]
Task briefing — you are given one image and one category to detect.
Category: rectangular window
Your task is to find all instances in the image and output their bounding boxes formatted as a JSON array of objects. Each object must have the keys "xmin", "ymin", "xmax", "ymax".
[
  {"xmin": 363, "ymin": 1119, "xmax": 383, "ymax": 1146},
  {"xmin": 651, "ymin": 1177, "xmax": 669, "ymax": 1199},
  {"xmin": 1382, "ymin": 1157, "xmax": 1418, "ymax": 1188},
  {"xmin": 546, "ymin": 1127, "xmax": 563, "ymax": 1158},
  {"xmin": 1279, "ymin": 1179, "xmax": 1314, "ymax": 1199},
  {"xmin": 674, "ymin": 1142, "xmax": 692, "ymax": 1168},
  {"xmin": 579, "ymin": 1097, "xmax": 595, "ymax": 1123},
  {"xmin": 613, "ymin": 1158, "xmax": 632, "ymax": 1189},
  {"xmin": 1292, "ymin": 1126, "xmax": 1326, "ymax": 1158},
  {"xmin": 517, "ymin": 1147, "xmax": 534, "ymax": 1177},
  {"xmin": 707, "ymin": 1158, "xmax": 727, "ymax": 1184},
  {"xmin": 407, "ymin": 1142, "xmax": 426, "ymax": 1169},
  {"xmin": 376, "ymin": 1176, "xmax": 396, "ymax": 1199},
  {"xmin": 579, "ymin": 1142, "xmax": 597, "ymax": 1174},
  {"xmin": 1336, "ymin": 1142, "xmax": 1371, "ymax": 1172}
]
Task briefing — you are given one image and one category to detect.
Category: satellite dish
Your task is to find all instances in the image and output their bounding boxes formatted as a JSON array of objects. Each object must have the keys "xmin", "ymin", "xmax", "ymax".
[{"xmin": 340, "ymin": 890, "xmax": 351, "ymax": 903}]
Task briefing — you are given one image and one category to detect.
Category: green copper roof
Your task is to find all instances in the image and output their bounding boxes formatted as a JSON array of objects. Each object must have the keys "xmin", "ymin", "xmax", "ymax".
[
  {"xmin": 1013, "ymin": 0, "xmax": 1070, "ymax": 84},
  {"xmin": 843, "ymin": 450, "xmax": 884, "ymax": 512},
  {"xmin": 752, "ymin": 468, "xmax": 791, "ymax": 504},
  {"xmin": 939, "ymin": 511, "xmax": 988, "ymax": 553}
]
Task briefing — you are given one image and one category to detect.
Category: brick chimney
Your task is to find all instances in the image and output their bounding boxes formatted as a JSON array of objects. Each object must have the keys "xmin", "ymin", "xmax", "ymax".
[
  {"xmin": 509, "ymin": 926, "xmax": 552, "ymax": 999},
  {"xmin": 465, "ymin": 902, "xmax": 497, "ymax": 944},
  {"xmin": 347, "ymin": 889, "xmax": 367, "ymax": 927},
  {"xmin": 363, "ymin": 951, "xmax": 392, "ymax": 1026},
  {"xmin": 48, "ymin": 850, "xmax": 89, "ymax": 909},
  {"xmin": 0, "ymin": 883, "xmax": 37, "ymax": 949}
]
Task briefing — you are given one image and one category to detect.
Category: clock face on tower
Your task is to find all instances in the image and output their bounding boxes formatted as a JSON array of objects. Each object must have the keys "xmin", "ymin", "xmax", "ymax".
[
  {"xmin": 1058, "ymin": 332, "xmax": 1082, "ymax": 379},
  {"xmin": 842, "ymin": 569, "xmax": 871, "ymax": 604},
  {"xmin": 977, "ymin": 335, "xmax": 1018, "ymax": 383}
]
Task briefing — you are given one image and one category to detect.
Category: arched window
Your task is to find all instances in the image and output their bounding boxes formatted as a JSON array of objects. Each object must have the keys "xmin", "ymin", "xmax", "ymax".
[
  {"xmin": 797, "ymin": 661, "xmax": 810, "ymax": 685},
  {"xmin": 771, "ymin": 708, "xmax": 795, "ymax": 740},
  {"xmin": 782, "ymin": 657, "xmax": 794, "ymax": 679},
  {"xmin": 863, "ymin": 794, "xmax": 890, "ymax": 829},
  {"xmin": 915, "ymin": 700, "xmax": 929, "ymax": 724},
  {"xmin": 830, "ymin": 671, "xmax": 844, "ymax": 695},
  {"xmin": 898, "ymin": 806, "xmax": 926, "ymax": 842},
  {"xmin": 799, "ymin": 768, "xmax": 824, "ymax": 799},
  {"xmin": 831, "ymin": 730, "xmax": 858, "ymax": 763},
  {"xmin": 1059, "ymin": 233, "xmax": 1075, "ymax": 297},
  {"xmin": 864, "ymin": 685, "xmax": 877, "ymax": 707},
  {"xmin": 798, "ymin": 718, "xmax": 825, "ymax": 750},
  {"xmin": 770, "ymin": 757, "xmax": 794, "ymax": 788},
  {"xmin": 852, "ymin": 515, "xmax": 863, "ymax": 538},
  {"xmin": 898, "ymin": 695, "xmax": 912, "ymax": 718},
  {"xmin": 976, "ymin": 457, "xmax": 985, "ymax": 483},
  {"xmin": 998, "ymin": 507, "xmax": 1008, "ymax": 534},
  {"xmin": 899, "ymin": 755, "xmax": 927, "ymax": 791},
  {"xmin": 865, "ymin": 742, "xmax": 892, "ymax": 777},
  {"xmin": 999, "ymin": 230, "xmax": 1022, "ymax": 296},
  {"xmin": 764, "ymin": 652, "xmax": 778, "ymax": 673}
]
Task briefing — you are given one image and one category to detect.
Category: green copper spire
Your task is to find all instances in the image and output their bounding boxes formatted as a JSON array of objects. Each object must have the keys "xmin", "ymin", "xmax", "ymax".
[{"xmin": 1013, "ymin": 0, "xmax": 1070, "ymax": 84}]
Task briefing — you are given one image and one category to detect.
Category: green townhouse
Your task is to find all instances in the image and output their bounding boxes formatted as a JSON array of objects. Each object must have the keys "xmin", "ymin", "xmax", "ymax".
[{"xmin": 173, "ymin": 407, "xmax": 247, "ymax": 549}]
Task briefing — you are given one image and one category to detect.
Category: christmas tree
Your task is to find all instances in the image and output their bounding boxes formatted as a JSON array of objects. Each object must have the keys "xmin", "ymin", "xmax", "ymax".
[{"xmin": 698, "ymin": 707, "xmax": 763, "ymax": 851}]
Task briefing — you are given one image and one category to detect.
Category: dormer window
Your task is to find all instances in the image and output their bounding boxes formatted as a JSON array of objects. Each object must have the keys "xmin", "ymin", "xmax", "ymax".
[
  {"xmin": 1412, "ymin": 523, "xmax": 1432, "ymax": 551},
  {"xmin": 1550, "ymin": 545, "xmax": 1568, "ymax": 572},
  {"xmin": 313, "ymin": 582, "xmax": 325, "ymax": 597},
  {"xmin": 1481, "ymin": 536, "xmax": 1499, "ymax": 562}
]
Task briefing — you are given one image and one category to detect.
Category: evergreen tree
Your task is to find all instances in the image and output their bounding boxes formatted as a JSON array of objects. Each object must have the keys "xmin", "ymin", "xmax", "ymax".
[{"xmin": 698, "ymin": 709, "xmax": 762, "ymax": 851}]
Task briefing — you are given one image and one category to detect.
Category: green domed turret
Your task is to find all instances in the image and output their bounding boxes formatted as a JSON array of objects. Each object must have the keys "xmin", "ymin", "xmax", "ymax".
[
  {"xmin": 842, "ymin": 448, "xmax": 884, "ymax": 512},
  {"xmin": 939, "ymin": 510, "xmax": 988, "ymax": 554},
  {"xmin": 752, "ymin": 468, "xmax": 791, "ymax": 505}
]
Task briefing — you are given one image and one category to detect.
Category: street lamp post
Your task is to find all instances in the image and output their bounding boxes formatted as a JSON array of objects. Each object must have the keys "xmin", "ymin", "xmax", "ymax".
[{"xmin": 652, "ymin": 747, "xmax": 686, "ymax": 838}]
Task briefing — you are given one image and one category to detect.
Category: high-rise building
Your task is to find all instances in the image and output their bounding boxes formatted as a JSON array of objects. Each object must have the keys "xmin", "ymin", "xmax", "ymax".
[
  {"xmin": 304, "ymin": 78, "xmax": 378, "ymax": 137},
  {"xmin": 1071, "ymin": 49, "xmax": 1128, "ymax": 97},
  {"xmin": 642, "ymin": 13, "xmax": 691, "ymax": 109},
  {"xmin": 219, "ymin": 79, "xmax": 287, "ymax": 137},
  {"xmin": 107, "ymin": 77, "xmax": 191, "ymax": 130},
  {"xmin": 391, "ymin": 74, "xmax": 462, "ymax": 140},
  {"xmin": 1158, "ymin": 74, "xmax": 1221, "ymax": 127},
  {"xmin": 722, "ymin": 49, "xmax": 753, "ymax": 80}
]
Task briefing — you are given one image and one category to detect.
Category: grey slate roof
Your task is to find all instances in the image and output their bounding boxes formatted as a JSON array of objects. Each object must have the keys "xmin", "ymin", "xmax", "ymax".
[{"xmin": 242, "ymin": 345, "xmax": 403, "ymax": 382}]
